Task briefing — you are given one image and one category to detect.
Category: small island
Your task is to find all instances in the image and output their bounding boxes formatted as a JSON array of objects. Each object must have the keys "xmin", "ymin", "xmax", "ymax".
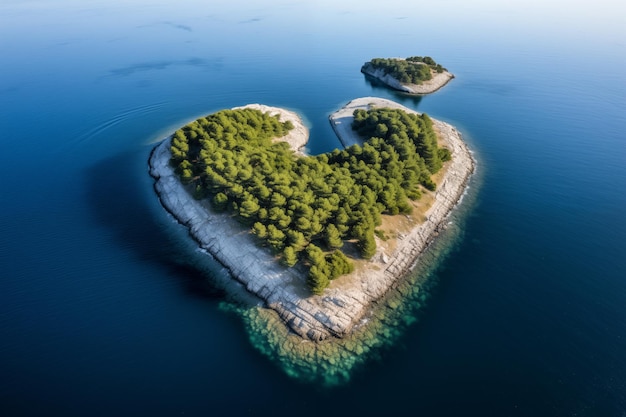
[
  {"xmin": 361, "ymin": 56, "xmax": 454, "ymax": 94},
  {"xmin": 149, "ymin": 98, "xmax": 473, "ymax": 341}
]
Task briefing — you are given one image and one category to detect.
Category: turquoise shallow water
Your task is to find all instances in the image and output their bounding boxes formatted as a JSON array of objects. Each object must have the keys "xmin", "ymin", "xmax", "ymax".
[{"xmin": 1, "ymin": 1, "xmax": 625, "ymax": 415}]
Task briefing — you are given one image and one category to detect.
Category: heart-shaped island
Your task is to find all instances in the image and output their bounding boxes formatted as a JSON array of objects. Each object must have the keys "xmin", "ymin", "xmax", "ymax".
[{"xmin": 149, "ymin": 97, "xmax": 474, "ymax": 342}]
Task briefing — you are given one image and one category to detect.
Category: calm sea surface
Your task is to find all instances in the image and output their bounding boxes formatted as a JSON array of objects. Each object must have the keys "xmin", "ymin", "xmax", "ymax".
[{"xmin": 1, "ymin": 1, "xmax": 625, "ymax": 415}]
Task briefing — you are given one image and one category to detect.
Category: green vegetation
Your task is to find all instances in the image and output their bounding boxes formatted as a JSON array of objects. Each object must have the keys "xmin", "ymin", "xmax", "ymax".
[
  {"xmin": 363, "ymin": 56, "xmax": 447, "ymax": 84},
  {"xmin": 374, "ymin": 229, "xmax": 388, "ymax": 241},
  {"xmin": 170, "ymin": 106, "xmax": 449, "ymax": 295}
]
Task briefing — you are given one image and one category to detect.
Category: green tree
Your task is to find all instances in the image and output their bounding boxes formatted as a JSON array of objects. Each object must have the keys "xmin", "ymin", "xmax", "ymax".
[
  {"xmin": 438, "ymin": 147, "xmax": 451, "ymax": 162},
  {"xmin": 239, "ymin": 195, "xmax": 260, "ymax": 221},
  {"xmin": 282, "ymin": 246, "xmax": 298, "ymax": 267},
  {"xmin": 267, "ymin": 224, "xmax": 286, "ymax": 252},
  {"xmin": 327, "ymin": 250, "xmax": 353, "ymax": 279},
  {"xmin": 307, "ymin": 265, "xmax": 329, "ymax": 295},
  {"xmin": 212, "ymin": 192, "xmax": 228, "ymax": 212},
  {"xmin": 252, "ymin": 222, "xmax": 267, "ymax": 239},
  {"xmin": 306, "ymin": 244, "xmax": 326, "ymax": 267},
  {"xmin": 324, "ymin": 224, "xmax": 343, "ymax": 249},
  {"xmin": 359, "ymin": 233, "xmax": 377, "ymax": 260},
  {"xmin": 286, "ymin": 230, "xmax": 307, "ymax": 252}
]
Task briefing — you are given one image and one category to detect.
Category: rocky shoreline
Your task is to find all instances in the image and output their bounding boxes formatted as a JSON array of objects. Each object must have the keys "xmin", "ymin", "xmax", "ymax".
[
  {"xmin": 361, "ymin": 62, "xmax": 454, "ymax": 94},
  {"xmin": 149, "ymin": 97, "xmax": 474, "ymax": 341}
]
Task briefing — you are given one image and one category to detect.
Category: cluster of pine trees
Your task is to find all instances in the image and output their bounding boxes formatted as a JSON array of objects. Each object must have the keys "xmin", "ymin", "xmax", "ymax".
[
  {"xmin": 365, "ymin": 56, "xmax": 446, "ymax": 84},
  {"xmin": 170, "ymin": 107, "xmax": 449, "ymax": 294},
  {"xmin": 406, "ymin": 56, "xmax": 447, "ymax": 73}
]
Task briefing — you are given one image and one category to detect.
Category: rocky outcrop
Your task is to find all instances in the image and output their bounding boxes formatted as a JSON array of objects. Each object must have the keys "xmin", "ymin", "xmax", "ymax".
[
  {"xmin": 149, "ymin": 98, "xmax": 474, "ymax": 341},
  {"xmin": 361, "ymin": 62, "xmax": 454, "ymax": 94}
]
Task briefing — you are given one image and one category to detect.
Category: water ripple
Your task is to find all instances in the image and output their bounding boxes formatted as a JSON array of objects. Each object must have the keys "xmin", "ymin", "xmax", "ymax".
[{"xmin": 71, "ymin": 101, "xmax": 169, "ymax": 146}]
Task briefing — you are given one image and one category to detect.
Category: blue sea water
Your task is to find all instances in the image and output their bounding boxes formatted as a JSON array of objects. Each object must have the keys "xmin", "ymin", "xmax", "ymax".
[{"xmin": 1, "ymin": 0, "xmax": 625, "ymax": 415}]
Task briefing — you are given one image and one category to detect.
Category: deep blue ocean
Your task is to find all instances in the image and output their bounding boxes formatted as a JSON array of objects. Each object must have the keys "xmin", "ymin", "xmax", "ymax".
[{"xmin": 1, "ymin": 1, "xmax": 625, "ymax": 415}]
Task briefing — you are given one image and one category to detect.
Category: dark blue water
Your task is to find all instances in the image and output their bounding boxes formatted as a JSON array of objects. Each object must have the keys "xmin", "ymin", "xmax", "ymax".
[{"xmin": 1, "ymin": 1, "xmax": 625, "ymax": 415}]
